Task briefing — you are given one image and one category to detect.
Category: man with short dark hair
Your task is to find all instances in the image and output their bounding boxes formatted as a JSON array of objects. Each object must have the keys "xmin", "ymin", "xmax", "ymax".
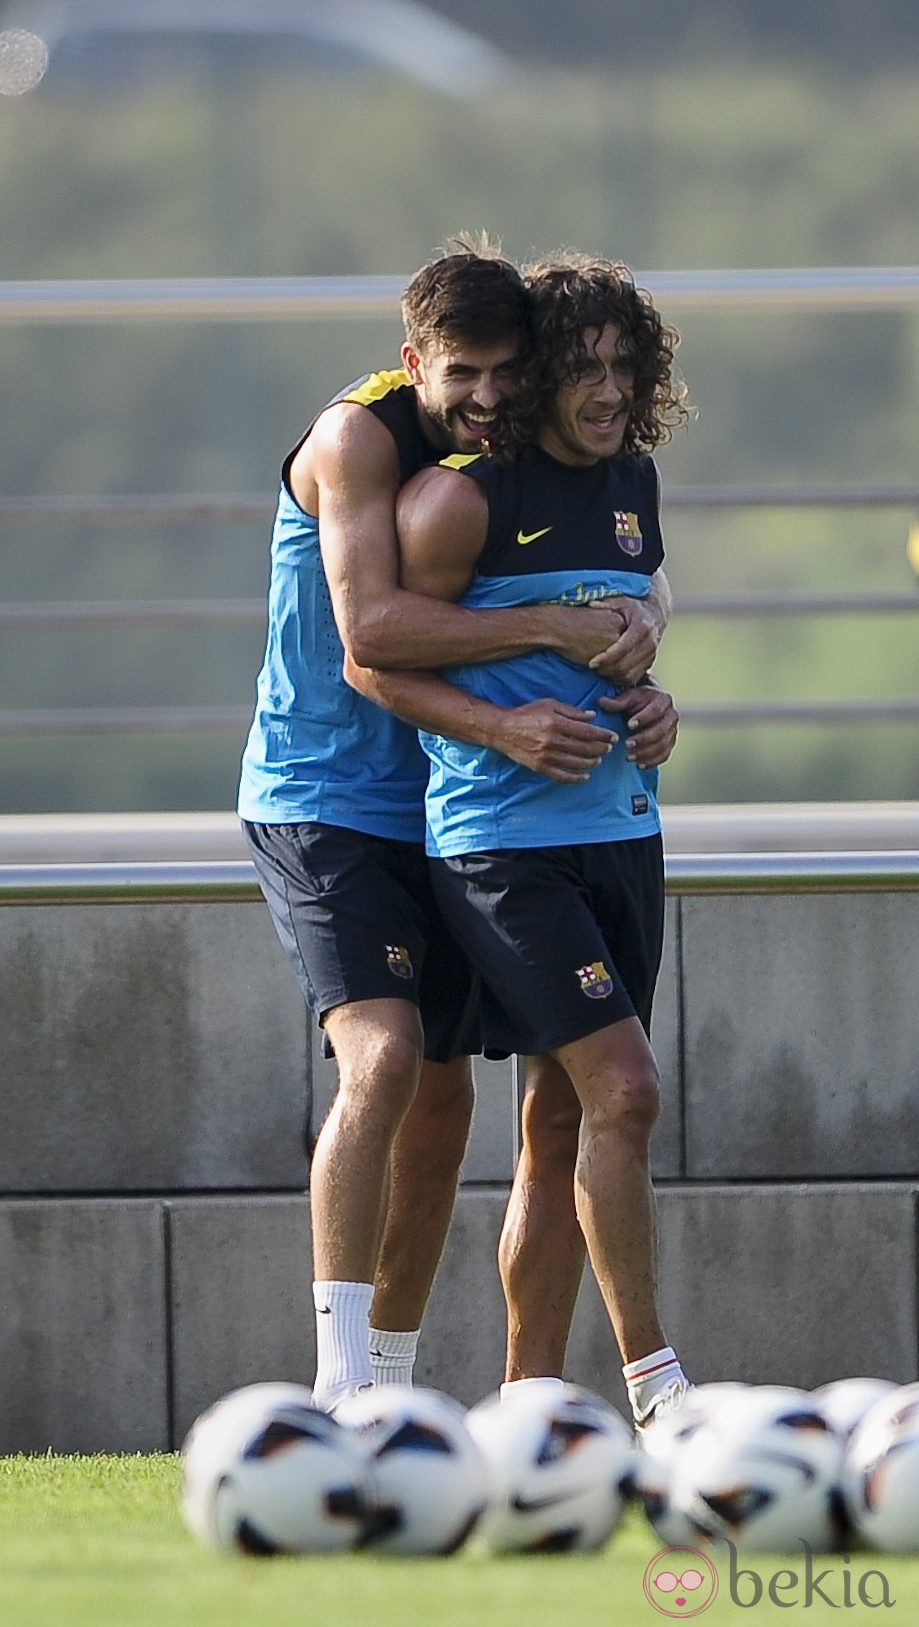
[{"xmin": 239, "ymin": 240, "xmax": 675, "ymax": 1409}]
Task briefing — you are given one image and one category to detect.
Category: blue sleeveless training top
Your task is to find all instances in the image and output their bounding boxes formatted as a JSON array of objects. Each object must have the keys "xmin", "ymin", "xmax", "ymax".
[
  {"xmin": 237, "ymin": 371, "xmax": 440, "ymax": 841},
  {"xmin": 421, "ymin": 445, "xmax": 666, "ymax": 856}
]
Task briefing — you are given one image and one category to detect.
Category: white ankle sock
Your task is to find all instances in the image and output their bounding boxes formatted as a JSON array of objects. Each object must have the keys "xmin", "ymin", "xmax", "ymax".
[
  {"xmin": 623, "ymin": 1346, "xmax": 686, "ymax": 1421},
  {"xmin": 368, "ymin": 1327, "xmax": 419, "ymax": 1387},
  {"xmin": 312, "ymin": 1280, "xmax": 374, "ymax": 1408},
  {"xmin": 499, "ymin": 1376, "xmax": 566, "ymax": 1402}
]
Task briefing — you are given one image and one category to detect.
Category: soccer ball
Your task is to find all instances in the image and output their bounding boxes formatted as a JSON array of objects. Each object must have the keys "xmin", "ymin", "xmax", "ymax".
[
  {"xmin": 842, "ymin": 1382, "xmax": 919, "ymax": 1550},
  {"xmin": 671, "ymin": 1388, "xmax": 847, "ymax": 1552},
  {"xmin": 181, "ymin": 1382, "xmax": 370, "ymax": 1555},
  {"xmin": 811, "ymin": 1377, "xmax": 897, "ymax": 1441},
  {"xmin": 333, "ymin": 1385, "xmax": 489, "ymax": 1556},
  {"xmin": 465, "ymin": 1382, "xmax": 634, "ymax": 1553},
  {"xmin": 634, "ymin": 1384, "xmax": 753, "ymax": 1545}
]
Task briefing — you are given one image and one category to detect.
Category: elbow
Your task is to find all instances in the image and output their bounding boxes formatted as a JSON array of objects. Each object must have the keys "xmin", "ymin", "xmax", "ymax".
[
  {"xmin": 342, "ymin": 650, "xmax": 373, "ymax": 696},
  {"xmin": 348, "ymin": 618, "xmax": 408, "ymax": 670},
  {"xmin": 339, "ymin": 607, "xmax": 391, "ymax": 670},
  {"xmin": 347, "ymin": 628, "xmax": 386, "ymax": 669}
]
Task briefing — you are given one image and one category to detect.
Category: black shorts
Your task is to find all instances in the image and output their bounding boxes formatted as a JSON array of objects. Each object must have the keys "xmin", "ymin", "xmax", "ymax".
[
  {"xmin": 242, "ymin": 821, "xmax": 481, "ymax": 1063},
  {"xmin": 429, "ymin": 836, "xmax": 664, "ymax": 1058}
]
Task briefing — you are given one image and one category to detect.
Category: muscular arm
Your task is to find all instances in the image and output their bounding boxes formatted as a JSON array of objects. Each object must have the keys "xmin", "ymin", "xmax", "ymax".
[
  {"xmin": 587, "ymin": 567, "xmax": 672, "ymax": 684},
  {"xmin": 344, "ymin": 655, "xmax": 616, "ymax": 784},
  {"xmin": 298, "ymin": 406, "xmax": 628, "ymax": 671}
]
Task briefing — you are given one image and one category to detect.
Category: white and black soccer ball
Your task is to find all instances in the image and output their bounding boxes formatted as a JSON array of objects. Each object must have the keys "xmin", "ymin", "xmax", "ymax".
[
  {"xmin": 671, "ymin": 1388, "xmax": 847, "ymax": 1552},
  {"xmin": 181, "ymin": 1381, "xmax": 370, "ymax": 1555},
  {"xmin": 811, "ymin": 1377, "xmax": 898, "ymax": 1442},
  {"xmin": 334, "ymin": 1385, "xmax": 489, "ymax": 1556},
  {"xmin": 841, "ymin": 1382, "xmax": 919, "ymax": 1551},
  {"xmin": 634, "ymin": 1384, "xmax": 751, "ymax": 1546},
  {"xmin": 465, "ymin": 1382, "xmax": 634, "ymax": 1554}
]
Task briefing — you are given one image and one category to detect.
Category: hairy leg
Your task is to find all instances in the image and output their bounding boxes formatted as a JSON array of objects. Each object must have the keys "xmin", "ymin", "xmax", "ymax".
[
  {"xmin": 553, "ymin": 1017, "xmax": 664, "ymax": 1364},
  {"xmin": 311, "ymin": 997, "xmax": 423, "ymax": 1284},
  {"xmin": 500, "ymin": 1055, "xmax": 586, "ymax": 1381},
  {"xmin": 371, "ymin": 1055, "xmax": 475, "ymax": 1331}
]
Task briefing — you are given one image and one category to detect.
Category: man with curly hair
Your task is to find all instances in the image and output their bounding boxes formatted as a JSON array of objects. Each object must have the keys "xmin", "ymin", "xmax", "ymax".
[{"xmin": 370, "ymin": 255, "xmax": 692, "ymax": 1425}]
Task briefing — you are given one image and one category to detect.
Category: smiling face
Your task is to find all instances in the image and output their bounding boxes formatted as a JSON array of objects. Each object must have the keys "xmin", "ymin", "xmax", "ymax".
[
  {"xmin": 402, "ymin": 334, "xmax": 523, "ymax": 454},
  {"xmin": 539, "ymin": 322, "xmax": 635, "ymax": 467}
]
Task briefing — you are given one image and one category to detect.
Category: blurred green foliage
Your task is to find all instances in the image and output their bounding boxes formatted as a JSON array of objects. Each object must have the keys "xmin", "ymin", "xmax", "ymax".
[{"xmin": 0, "ymin": 59, "xmax": 917, "ymax": 811}]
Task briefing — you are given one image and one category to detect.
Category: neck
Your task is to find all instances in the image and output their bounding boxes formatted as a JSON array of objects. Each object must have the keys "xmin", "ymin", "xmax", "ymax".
[{"xmin": 536, "ymin": 430, "xmax": 600, "ymax": 468}]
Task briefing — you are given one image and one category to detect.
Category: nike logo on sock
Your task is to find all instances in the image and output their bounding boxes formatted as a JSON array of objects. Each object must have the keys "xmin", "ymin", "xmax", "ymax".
[{"xmin": 316, "ymin": 1305, "xmax": 332, "ymax": 1314}]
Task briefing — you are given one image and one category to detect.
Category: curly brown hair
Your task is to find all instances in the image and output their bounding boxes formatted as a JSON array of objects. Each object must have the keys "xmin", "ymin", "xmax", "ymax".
[
  {"xmin": 504, "ymin": 252, "xmax": 692, "ymax": 459},
  {"xmin": 400, "ymin": 232, "xmax": 531, "ymax": 358}
]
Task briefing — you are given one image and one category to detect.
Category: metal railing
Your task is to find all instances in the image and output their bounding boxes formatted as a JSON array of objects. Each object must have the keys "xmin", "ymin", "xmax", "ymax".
[
  {"xmin": 1, "ymin": 852, "xmax": 917, "ymax": 905},
  {"xmin": 2, "ymin": 267, "xmax": 919, "ymax": 323},
  {"xmin": 2, "ymin": 269, "xmax": 916, "ymax": 740}
]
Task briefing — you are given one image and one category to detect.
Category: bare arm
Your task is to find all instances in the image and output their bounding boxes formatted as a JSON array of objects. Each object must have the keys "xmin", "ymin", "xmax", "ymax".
[
  {"xmin": 587, "ymin": 568, "xmax": 672, "ymax": 684},
  {"xmin": 299, "ymin": 408, "xmax": 630, "ymax": 671},
  {"xmin": 344, "ymin": 654, "xmax": 616, "ymax": 785}
]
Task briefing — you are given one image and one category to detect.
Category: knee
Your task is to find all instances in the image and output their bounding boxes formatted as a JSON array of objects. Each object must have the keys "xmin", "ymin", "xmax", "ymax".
[
  {"xmin": 584, "ymin": 1059, "xmax": 661, "ymax": 1143},
  {"xmin": 335, "ymin": 1028, "xmax": 424, "ymax": 1125}
]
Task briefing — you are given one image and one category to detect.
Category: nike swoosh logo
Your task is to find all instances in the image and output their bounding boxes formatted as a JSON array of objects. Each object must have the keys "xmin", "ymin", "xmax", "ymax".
[
  {"xmin": 516, "ymin": 526, "xmax": 552, "ymax": 546},
  {"xmin": 511, "ymin": 1491, "xmax": 569, "ymax": 1513},
  {"xmin": 316, "ymin": 1305, "xmax": 332, "ymax": 1315}
]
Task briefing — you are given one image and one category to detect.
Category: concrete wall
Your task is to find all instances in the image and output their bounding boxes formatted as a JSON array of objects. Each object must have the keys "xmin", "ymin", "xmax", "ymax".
[{"xmin": 1, "ymin": 884, "xmax": 917, "ymax": 1450}]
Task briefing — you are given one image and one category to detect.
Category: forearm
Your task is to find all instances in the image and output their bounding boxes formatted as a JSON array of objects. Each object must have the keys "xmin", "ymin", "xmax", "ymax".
[
  {"xmin": 345, "ymin": 656, "xmax": 508, "ymax": 748},
  {"xmin": 647, "ymin": 568, "xmax": 673, "ymax": 640},
  {"xmin": 350, "ymin": 589, "xmax": 580, "ymax": 672},
  {"xmin": 345, "ymin": 656, "xmax": 619, "ymax": 785}
]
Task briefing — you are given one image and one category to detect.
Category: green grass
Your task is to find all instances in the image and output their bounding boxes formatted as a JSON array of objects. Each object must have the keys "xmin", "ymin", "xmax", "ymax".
[{"xmin": 1, "ymin": 1454, "xmax": 917, "ymax": 1626}]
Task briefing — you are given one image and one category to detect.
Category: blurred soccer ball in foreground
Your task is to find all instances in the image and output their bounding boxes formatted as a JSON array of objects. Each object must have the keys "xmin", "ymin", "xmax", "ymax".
[
  {"xmin": 465, "ymin": 1382, "xmax": 634, "ymax": 1553},
  {"xmin": 334, "ymin": 1385, "xmax": 489, "ymax": 1556},
  {"xmin": 842, "ymin": 1382, "xmax": 919, "ymax": 1552},
  {"xmin": 635, "ymin": 1382, "xmax": 756, "ymax": 1545},
  {"xmin": 181, "ymin": 1381, "xmax": 369, "ymax": 1555},
  {"xmin": 667, "ymin": 1387, "xmax": 846, "ymax": 1552},
  {"xmin": 811, "ymin": 1377, "xmax": 897, "ymax": 1442}
]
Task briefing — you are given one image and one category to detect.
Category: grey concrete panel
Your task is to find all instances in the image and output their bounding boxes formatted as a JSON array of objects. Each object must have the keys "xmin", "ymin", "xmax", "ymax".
[
  {"xmin": 682, "ymin": 894, "xmax": 919, "ymax": 1177},
  {"xmin": 413, "ymin": 1188, "xmax": 508, "ymax": 1407},
  {"xmin": 566, "ymin": 1263, "xmax": 630, "ymax": 1416},
  {"xmin": 0, "ymin": 1199, "xmax": 168, "ymax": 1453},
  {"xmin": 657, "ymin": 1184, "xmax": 919, "ymax": 1391},
  {"xmin": 168, "ymin": 1196, "xmax": 314, "ymax": 1445},
  {"xmin": 650, "ymin": 896, "xmax": 681, "ymax": 1178},
  {"xmin": 0, "ymin": 902, "xmax": 308, "ymax": 1192},
  {"xmin": 309, "ymin": 1032, "xmax": 517, "ymax": 1183},
  {"xmin": 169, "ymin": 1190, "xmax": 508, "ymax": 1428}
]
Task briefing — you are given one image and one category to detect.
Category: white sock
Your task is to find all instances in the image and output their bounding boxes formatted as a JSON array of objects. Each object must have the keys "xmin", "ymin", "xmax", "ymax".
[
  {"xmin": 369, "ymin": 1327, "xmax": 419, "ymax": 1387},
  {"xmin": 623, "ymin": 1346, "xmax": 686, "ymax": 1422},
  {"xmin": 312, "ymin": 1280, "xmax": 374, "ymax": 1409},
  {"xmin": 499, "ymin": 1376, "xmax": 566, "ymax": 1402}
]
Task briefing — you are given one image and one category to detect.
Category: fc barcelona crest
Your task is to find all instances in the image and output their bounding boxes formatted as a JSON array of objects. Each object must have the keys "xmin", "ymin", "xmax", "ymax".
[
  {"xmin": 614, "ymin": 511, "xmax": 643, "ymax": 556},
  {"xmin": 576, "ymin": 961, "xmax": 614, "ymax": 999},
  {"xmin": 386, "ymin": 944, "xmax": 414, "ymax": 980}
]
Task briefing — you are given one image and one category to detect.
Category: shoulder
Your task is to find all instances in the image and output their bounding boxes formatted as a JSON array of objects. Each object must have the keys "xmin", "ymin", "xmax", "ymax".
[
  {"xmin": 396, "ymin": 462, "xmax": 490, "ymax": 557},
  {"xmin": 292, "ymin": 398, "xmax": 402, "ymax": 506},
  {"xmin": 398, "ymin": 461, "xmax": 489, "ymax": 523}
]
